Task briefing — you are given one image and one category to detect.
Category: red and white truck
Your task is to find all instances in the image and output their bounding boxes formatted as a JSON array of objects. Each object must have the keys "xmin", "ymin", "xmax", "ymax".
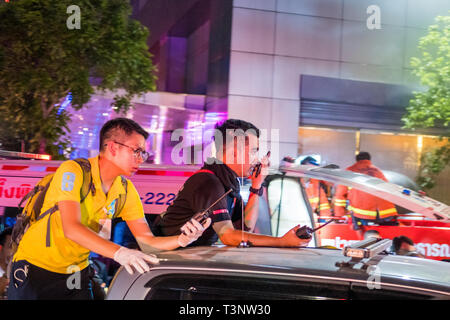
[
  {"xmin": 0, "ymin": 155, "xmax": 198, "ymax": 215},
  {"xmin": 278, "ymin": 164, "xmax": 450, "ymax": 261}
]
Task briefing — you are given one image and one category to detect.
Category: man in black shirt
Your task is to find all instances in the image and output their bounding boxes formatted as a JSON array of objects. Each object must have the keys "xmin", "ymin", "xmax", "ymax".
[{"xmin": 155, "ymin": 119, "xmax": 310, "ymax": 247}]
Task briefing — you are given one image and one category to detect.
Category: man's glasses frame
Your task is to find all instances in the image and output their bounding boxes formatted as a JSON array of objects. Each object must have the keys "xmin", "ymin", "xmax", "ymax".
[{"xmin": 110, "ymin": 140, "xmax": 149, "ymax": 162}]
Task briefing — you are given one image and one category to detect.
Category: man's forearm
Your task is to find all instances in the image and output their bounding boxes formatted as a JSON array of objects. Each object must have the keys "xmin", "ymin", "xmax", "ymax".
[
  {"xmin": 216, "ymin": 220, "xmax": 307, "ymax": 248},
  {"xmin": 59, "ymin": 200, "xmax": 121, "ymax": 259},
  {"xmin": 63, "ymin": 222, "xmax": 121, "ymax": 259},
  {"xmin": 126, "ymin": 218, "xmax": 182, "ymax": 251},
  {"xmin": 244, "ymin": 193, "xmax": 260, "ymax": 231},
  {"xmin": 220, "ymin": 228, "xmax": 285, "ymax": 247},
  {"xmin": 135, "ymin": 234, "xmax": 181, "ymax": 251}
]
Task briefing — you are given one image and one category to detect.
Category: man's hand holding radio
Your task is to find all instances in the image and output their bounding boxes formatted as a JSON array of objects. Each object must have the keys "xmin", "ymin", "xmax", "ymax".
[
  {"xmin": 178, "ymin": 217, "xmax": 212, "ymax": 247},
  {"xmin": 250, "ymin": 151, "xmax": 271, "ymax": 189}
]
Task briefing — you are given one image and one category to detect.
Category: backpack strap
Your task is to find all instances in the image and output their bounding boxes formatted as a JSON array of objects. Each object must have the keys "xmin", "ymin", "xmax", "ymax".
[
  {"xmin": 113, "ymin": 176, "xmax": 128, "ymax": 219},
  {"xmin": 73, "ymin": 158, "xmax": 95, "ymax": 201},
  {"xmin": 43, "ymin": 158, "xmax": 94, "ymax": 247},
  {"xmin": 39, "ymin": 205, "xmax": 60, "ymax": 247},
  {"xmin": 32, "ymin": 179, "xmax": 54, "ymax": 223},
  {"xmin": 11, "ymin": 175, "xmax": 54, "ymax": 249},
  {"xmin": 17, "ymin": 185, "xmax": 42, "ymax": 209}
]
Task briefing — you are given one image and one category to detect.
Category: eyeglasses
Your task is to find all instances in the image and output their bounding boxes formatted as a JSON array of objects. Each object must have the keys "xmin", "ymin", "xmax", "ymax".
[{"xmin": 111, "ymin": 140, "xmax": 149, "ymax": 162}]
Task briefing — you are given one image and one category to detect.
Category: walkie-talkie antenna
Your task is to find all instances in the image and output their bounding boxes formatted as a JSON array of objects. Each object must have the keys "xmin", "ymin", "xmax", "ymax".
[
  {"xmin": 181, "ymin": 188, "xmax": 233, "ymax": 235},
  {"xmin": 206, "ymin": 188, "xmax": 233, "ymax": 213},
  {"xmin": 311, "ymin": 218, "xmax": 334, "ymax": 232},
  {"xmin": 295, "ymin": 218, "xmax": 334, "ymax": 239}
]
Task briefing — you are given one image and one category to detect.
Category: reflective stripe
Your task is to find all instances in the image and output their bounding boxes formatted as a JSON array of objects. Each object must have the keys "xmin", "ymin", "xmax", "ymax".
[
  {"xmin": 334, "ymin": 199, "xmax": 346, "ymax": 207},
  {"xmin": 349, "ymin": 206, "xmax": 397, "ymax": 218},
  {"xmin": 378, "ymin": 207, "xmax": 397, "ymax": 217},
  {"xmin": 319, "ymin": 204, "xmax": 330, "ymax": 209},
  {"xmin": 349, "ymin": 206, "xmax": 377, "ymax": 217},
  {"xmin": 212, "ymin": 209, "xmax": 229, "ymax": 215},
  {"xmin": 309, "ymin": 197, "xmax": 319, "ymax": 204}
]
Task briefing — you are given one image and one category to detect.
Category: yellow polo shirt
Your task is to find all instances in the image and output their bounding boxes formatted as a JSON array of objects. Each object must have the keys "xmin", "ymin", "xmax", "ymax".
[{"xmin": 13, "ymin": 156, "xmax": 144, "ymax": 274}]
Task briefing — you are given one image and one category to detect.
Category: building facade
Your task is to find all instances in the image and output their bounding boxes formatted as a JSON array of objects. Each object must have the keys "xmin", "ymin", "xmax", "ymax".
[{"xmin": 66, "ymin": 0, "xmax": 450, "ymax": 202}]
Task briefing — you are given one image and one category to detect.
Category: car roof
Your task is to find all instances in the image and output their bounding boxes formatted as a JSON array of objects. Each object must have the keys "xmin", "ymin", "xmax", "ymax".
[{"xmin": 145, "ymin": 245, "xmax": 450, "ymax": 296}]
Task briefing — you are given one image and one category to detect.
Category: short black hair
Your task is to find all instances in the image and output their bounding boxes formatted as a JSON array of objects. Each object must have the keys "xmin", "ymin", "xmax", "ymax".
[
  {"xmin": 214, "ymin": 119, "xmax": 260, "ymax": 151},
  {"xmin": 99, "ymin": 118, "xmax": 149, "ymax": 151},
  {"xmin": 356, "ymin": 151, "xmax": 371, "ymax": 161},
  {"xmin": 0, "ymin": 227, "xmax": 12, "ymax": 246},
  {"xmin": 392, "ymin": 235, "xmax": 414, "ymax": 253}
]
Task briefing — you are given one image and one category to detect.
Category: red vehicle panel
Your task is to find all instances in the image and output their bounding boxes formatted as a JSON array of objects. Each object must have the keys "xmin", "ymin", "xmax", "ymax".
[
  {"xmin": 0, "ymin": 160, "xmax": 198, "ymax": 214},
  {"xmin": 316, "ymin": 217, "xmax": 450, "ymax": 261}
]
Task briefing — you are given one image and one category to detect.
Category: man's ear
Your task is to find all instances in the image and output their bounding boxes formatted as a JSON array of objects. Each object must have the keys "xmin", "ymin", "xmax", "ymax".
[{"xmin": 105, "ymin": 141, "xmax": 117, "ymax": 156}]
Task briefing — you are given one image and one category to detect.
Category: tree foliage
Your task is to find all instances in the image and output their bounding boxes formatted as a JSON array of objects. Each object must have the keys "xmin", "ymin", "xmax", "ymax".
[
  {"xmin": 402, "ymin": 13, "xmax": 450, "ymax": 189},
  {"xmin": 0, "ymin": 0, "xmax": 156, "ymax": 158},
  {"xmin": 416, "ymin": 143, "xmax": 450, "ymax": 189}
]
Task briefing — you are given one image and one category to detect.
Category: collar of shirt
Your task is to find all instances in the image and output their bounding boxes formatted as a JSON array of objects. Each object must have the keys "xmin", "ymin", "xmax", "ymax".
[
  {"xmin": 89, "ymin": 156, "xmax": 127, "ymax": 203},
  {"xmin": 348, "ymin": 159, "xmax": 372, "ymax": 171}
]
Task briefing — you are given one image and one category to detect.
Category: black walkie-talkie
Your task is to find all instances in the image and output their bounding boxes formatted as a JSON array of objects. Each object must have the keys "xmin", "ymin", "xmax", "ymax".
[
  {"xmin": 295, "ymin": 218, "xmax": 334, "ymax": 239},
  {"xmin": 181, "ymin": 189, "xmax": 233, "ymax": 234},
  {"xmin": 250, "ymin": 151, "xmax": 271, "ymax": 178}
]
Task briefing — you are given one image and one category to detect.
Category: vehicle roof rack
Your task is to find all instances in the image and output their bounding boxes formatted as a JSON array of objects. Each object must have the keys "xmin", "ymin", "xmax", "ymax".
[{"xmin": 336, "ymin": 238, "xmax": 392, "ymax": 269}]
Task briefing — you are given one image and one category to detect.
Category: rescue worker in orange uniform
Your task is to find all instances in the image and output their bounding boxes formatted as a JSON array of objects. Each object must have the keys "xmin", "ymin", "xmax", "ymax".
[
  {"xmin": 300, "ymin": 157, "xmax": 332, "ymax": 222},
  {"xmin": 333, "ymin": 152, "xmax": 398, "ymax": 229}
]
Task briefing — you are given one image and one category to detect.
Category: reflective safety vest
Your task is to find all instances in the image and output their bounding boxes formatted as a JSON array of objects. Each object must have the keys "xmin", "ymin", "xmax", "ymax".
[
  {"xmin": 333, "ymin": 160, "xmax": 397, "ymax": 220},
  {"xmin": 304, "ymin": 179, "xmax": 331, "ymax": 216}
]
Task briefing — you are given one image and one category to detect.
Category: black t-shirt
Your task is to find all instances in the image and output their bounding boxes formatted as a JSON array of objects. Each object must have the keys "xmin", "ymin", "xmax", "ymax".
[{"xmin": 158, "ymin": 169, "xmax": 244, "ymax": 246}]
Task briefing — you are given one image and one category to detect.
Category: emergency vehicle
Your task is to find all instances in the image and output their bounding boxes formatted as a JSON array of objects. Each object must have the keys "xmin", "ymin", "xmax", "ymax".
[
  {"xmin": 275, "ymin": 164, "xmax": 450, "ymax": 261},
  {"xmin": 0, "ymin": 150, "xmax": 196, "ymax": 216}
]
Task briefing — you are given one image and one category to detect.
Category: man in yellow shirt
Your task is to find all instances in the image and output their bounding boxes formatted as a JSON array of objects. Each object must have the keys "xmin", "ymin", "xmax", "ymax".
[{"xmin": 8, "ymin": 118, "xmax": 210, "ymax": 300}]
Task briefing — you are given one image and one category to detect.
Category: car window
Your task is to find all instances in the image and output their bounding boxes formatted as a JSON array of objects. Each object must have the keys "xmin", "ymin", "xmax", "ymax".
[
  {"xmin": 144, "ymin": 274, "xmax": 439, "ymax": 300},
  {"xmin": 144, "ymin": 274, "xmax": 349, "ymax": 300}
]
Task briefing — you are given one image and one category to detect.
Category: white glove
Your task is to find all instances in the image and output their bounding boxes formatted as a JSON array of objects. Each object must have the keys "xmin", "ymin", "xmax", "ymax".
[
  {"xmin": 113, "ymin": 246, "xmax": 159, "ymax": 275},
  {"xmin": 178, "ymin": 218, "xmax": 212, "ymax": 247}
]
